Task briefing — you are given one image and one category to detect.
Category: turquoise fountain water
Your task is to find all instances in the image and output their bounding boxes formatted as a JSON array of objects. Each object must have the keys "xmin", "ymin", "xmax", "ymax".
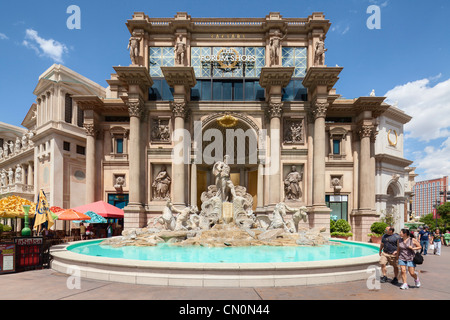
[{"xmin": 68, "ymin": 240, "xmax": 378, "ymax": 263}]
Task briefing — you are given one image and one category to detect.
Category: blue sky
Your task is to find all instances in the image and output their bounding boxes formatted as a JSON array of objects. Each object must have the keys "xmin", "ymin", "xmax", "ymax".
[{"xmin": 0, "ymin": 0, "xmax": 449, "ymax": 182}]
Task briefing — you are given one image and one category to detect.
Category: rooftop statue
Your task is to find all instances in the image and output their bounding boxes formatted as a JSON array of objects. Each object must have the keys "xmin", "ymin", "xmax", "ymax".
[
  {"xmin": 314, "ymin": 35, "xmax": 327, "ymax": 66},
  {"xmin": 269, "ymin": 31, "xmax": 286, "ymax": 66},
  {"xmin": 174, "ymin": 34, "xmax": 186, "ymax": 65},
  {"xmin": 127, "ymin": 31, "xmax": 141, "ymax": 66}
]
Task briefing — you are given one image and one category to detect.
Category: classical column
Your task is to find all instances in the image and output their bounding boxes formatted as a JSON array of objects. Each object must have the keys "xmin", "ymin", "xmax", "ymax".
[
  {"xmin": 190, "ymin": 159, "xmax": 197, "ymax": 207},
  {"xmin": 171, "ymin": 101, "xmax": 187, "ymax": 207},
  {"xmin": 127, "ymin": 100, "xmax": 143, "ymax": 206},
  {"xmin": 84, "ymin": 123, "xmax": 96, "ymax": 204},
  {"xmin": 358, "ymin": 125, "xmax": 374, "ymax": 211},
  {"xmin": 27, "ymin": 162, "xmax": 34, "ymax": 187},
  {"xmin": 312, "ymin": 101, "xmax": 328, "ymax": 207},
  {"xmin": 256, "ymin": 160, "xmax": 264, "ymax": 210},
  {"xmin": 268, "ymin": 102, "xmax": 282, "ymax": 206}
]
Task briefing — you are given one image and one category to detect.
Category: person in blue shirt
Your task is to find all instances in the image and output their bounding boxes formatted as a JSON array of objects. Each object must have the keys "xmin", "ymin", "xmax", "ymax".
[{"xmin": 418, "ymin": 226, "xmax": 431, "ymax": 255}]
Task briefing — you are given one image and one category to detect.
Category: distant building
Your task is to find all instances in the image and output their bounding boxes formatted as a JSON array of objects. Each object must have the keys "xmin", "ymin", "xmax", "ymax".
[{"xmin": 412, "ymin": 176, "xmax": 449, "ymax": 217}]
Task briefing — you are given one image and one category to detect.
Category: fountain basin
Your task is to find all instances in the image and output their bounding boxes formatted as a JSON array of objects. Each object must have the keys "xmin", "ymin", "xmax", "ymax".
[{"xmin": 50, "ymin": 239, "xmax": 381, "ymax": 287}]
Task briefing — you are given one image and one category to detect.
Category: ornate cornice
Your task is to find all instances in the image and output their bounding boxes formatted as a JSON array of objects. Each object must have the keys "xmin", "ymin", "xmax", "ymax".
[
  {"xmin": 259, "ymin": 67, "xmax": 294, "ymax": 91},
  {"xmin": 302, "ymin": 66, "xmax": 343, "ymax": 92}
]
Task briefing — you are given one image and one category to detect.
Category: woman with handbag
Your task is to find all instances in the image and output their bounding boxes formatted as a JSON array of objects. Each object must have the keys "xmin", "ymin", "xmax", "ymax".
[{"xmin": 396, "ymin": 228, "xmax": 422, "ymax": 290}]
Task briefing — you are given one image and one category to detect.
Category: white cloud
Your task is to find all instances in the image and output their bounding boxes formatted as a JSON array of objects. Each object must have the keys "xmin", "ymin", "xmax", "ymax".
[
  {"xmin": 331, "ymin": 23, "xmax": 351, "ymax": 35},
  {"xmin": 0, "ymin": 33, "xmax": 8, "ymax": 40},
  {"xmin": 410, "ymin": 138, "xmax": 450, "ymax": 181},
  {"xmin": 384, "ymin": 76, "xmax": 450, "ymax": 142},
  {"xmin": 384, "ymin": 76, "xmax": 450, "ymax": 181},
  {"xmin": 22, "ymin": 28, "xmax": 68, "ymax": 63}
]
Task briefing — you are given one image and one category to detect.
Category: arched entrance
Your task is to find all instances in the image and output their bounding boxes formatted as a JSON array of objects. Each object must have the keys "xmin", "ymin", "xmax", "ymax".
[{"xmin": 196, "ymin": 113, "xmax": 260, "ymax": 209}]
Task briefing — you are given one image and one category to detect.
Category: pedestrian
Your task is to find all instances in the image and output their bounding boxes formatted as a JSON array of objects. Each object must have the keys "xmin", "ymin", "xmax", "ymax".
[
  {"xmin": 432, "ymin": 228, "xmax": 444, "ymax": 256},
  {"xmin": 418, "ymin": 225, "xmax": 431, "ymax": 255},
  {"xmin": 396, "ymin": 228, "xmax": 422, "ymax": 290},
  {"xmin": 80, "ymin": 223, "xmax": 86, "ymax": 240},
  {"xmin": 379, "ymin": 226, "xmax": 400, "ymax": 284},
  {"xmin": 107, "ymin": 223, "xmax": 113, "ymax": 238}
]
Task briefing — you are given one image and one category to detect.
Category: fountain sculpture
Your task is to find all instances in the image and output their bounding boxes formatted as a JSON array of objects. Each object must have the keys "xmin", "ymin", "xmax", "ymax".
[{"xmin": 102, "ymin": 156, "xmax": 332, "ymax": 248}]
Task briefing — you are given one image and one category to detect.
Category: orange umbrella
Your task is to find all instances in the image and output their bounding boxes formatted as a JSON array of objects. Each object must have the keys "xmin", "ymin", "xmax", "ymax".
[{"xmin": 55, "ymin": 209, "xmax": 91, "ymax": 221}]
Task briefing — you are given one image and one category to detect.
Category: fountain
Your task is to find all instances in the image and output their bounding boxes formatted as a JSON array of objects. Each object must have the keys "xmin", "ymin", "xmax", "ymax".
[{"xmin": 50, "ymin": 158, "xmax": 380, "ymax": 287}]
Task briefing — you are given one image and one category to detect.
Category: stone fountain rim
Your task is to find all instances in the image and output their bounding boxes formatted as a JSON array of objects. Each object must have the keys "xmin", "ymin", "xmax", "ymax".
[{"xmin": 51, "ymin": 238, "xmax": 380, "ymax": 271}]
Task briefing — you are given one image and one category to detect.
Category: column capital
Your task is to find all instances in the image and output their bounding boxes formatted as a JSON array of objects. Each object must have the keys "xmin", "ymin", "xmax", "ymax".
[
  {"xmin": 358, "ymin": 125, "xmax": 374, "ymax": 139},
  {"xmin": 267, "ymin": 102, "xmax": 283, "ymax": 118},
  {"xmin": 312, "ymin": 101, "xmax": 329, "ymax": 119},
  {"xmin": 171, "ymin": 101, "xmax": 187, "ymax": 118},
  {"xmin": 127, "ymin": 100, "xmax": 144, "ymax": 118},
  {"xmin": 83, "ymin": 123, "xmax": 97, "ymax": 137}
]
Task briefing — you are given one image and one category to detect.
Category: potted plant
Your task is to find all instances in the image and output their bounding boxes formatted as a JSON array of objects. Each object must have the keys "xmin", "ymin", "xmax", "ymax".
[
  {"xmin": 368, "ymin": 221, "xmax": 388, "ymax": 243},
  {"xmin": 330, "ymin": 219, "xmax": 353, "ymax": 240}
]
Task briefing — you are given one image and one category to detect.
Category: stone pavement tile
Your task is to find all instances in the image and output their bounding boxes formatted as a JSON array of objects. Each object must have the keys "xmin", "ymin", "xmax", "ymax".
[{"xmin": 62, "ymin": 282, "xmax": 261, "ymax": 300}]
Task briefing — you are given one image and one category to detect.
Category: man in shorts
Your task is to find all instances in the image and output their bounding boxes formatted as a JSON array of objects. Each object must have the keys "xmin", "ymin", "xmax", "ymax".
[{"xmin": 379, "ymin": 226, "xmax": 400, "ymax": 284}]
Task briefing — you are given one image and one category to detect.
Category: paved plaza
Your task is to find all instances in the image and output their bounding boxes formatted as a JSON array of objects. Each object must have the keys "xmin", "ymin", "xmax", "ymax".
[{"xmin": 1, "ymin": 245, "xmax": 449, "ymax": 301}]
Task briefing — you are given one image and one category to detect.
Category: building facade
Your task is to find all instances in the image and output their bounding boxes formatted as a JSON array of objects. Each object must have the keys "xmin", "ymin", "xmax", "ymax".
[
  {"xmin": 0, "ymin": 12, "xmax": 416, "ymax": 241},
  {"xmin": 412, "ymin": 176, "xmax": 449, "ymax": 217}
]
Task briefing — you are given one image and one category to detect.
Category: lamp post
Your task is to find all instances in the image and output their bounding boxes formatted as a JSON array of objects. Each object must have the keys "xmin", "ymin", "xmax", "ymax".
[
  {"xmin": 434, "ymin": 200, "xmax": 440, "ymax": 229},
  {"xmin": 21, "ymin": 205, "xmax": 31, "ymax": 237}
]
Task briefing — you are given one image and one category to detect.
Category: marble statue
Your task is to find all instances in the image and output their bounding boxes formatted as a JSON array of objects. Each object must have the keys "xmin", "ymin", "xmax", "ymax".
[
  {"xmin": 3, "ymin": 142, "xmax": 8, "ymax": 157},
  {"xmin": 314, "ymin": 35, "xmax": 327, "ymax": 66},
  {"xmin": 0, "ymin": 147, "xmax": 3, "ymax": 159},
  {"xmin": 15, "ymin": 165, "xmax": 22, "ymax": 184},
  {"xmin": 269, "ymin": 202, "xmax": 304, "ymax": 233},
  {"xmin": 152, "ymin": 199, "xmax": 177, "ymax": 231},
  {"xmin": 15, "ymin": 137, "xmax": 21, "ymax": 154},
  {"xmin": 152, "ymin": 166, "xmax": 171, "ymax": 200},
  {"xmin": 173, "ymin": 205, "xmax": 199, "ymax": 231},
  {"xmin": 174, "ymin": 35, "xmax": 186, "ymax": 65},
  {"xmin": 26, "ymin": 130, "xmax": 34, "ymax": 146},
  {"xmin": 213, "ymin": 155, "xmax": 236, "ymax": 202},
  {"xmin": 127, "ymin": 32, "xmax": 141, "ymax": 65},
  {"xmin": 370, "ymin": 89, "xmax": 376, "ymax": 97},
  {"xmin": 7, "ymin": 168, "xmax": 14, "ymax": 185},
  {"xmin": 269, "ymin": 31, "xmax": 286, "ymax": 66},
  {"xmin": 21, "ymin": 134, "xmax": 28, "ymax": 149},
  {"xmin": 0, "ymin": 169, "xmax": 6, "ymax": 187},
  {"xmin": 199, "ymin": 196, "xmax": 222, "ymax": 230},
  {"xmin": 8, "ymin": 141, "xmax": 14, "ymax": 155},
  {"xmin": 292, "ymin": 206, "xmax": 308, "ymax": 232},
  {"xmin": 284, "ymin": 166, "xmax": 302, "ymax": 200}
]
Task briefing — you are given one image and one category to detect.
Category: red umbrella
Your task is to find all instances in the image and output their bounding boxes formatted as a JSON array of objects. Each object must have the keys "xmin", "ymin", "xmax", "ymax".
[
  {"xmin": 55, "ymin": 209, "xmax": 91, "ymax": 221},
  {"xmin": 71, "ymin": 201, "xmax": 124, "ymax": 219}
]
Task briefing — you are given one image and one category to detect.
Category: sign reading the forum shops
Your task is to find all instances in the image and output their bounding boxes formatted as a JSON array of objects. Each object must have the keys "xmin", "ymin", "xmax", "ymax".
[{"xmin": 201, "ymin": 48, "xmax": 256, "ymax": 69}]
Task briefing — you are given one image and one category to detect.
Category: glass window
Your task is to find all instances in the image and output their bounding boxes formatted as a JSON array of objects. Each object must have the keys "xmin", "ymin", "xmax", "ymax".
[
  {"xmin": 201, "ymin": 80, "xmax": 212, "ymax": 100},
  {"xmin": 116, "ymin": 139, "xmax": 123, "ymax": 154},
  {"xmin": 213, "ymin": 80, "xmax": 222, "ymax": 100},
  {"xmin": 326, "ymin": 195, "xmax": 349, "ymax": 221},
  {"xmin": 223, "ymin": 81, "xmax": 232, "ymax": 101},
  {"xmin": 333, "ymin": 140, "xmax": 340, "ymax": 155},
  {"xmin": 234, "ymin": 81, "xmax": 243, "ymax": 101}
]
